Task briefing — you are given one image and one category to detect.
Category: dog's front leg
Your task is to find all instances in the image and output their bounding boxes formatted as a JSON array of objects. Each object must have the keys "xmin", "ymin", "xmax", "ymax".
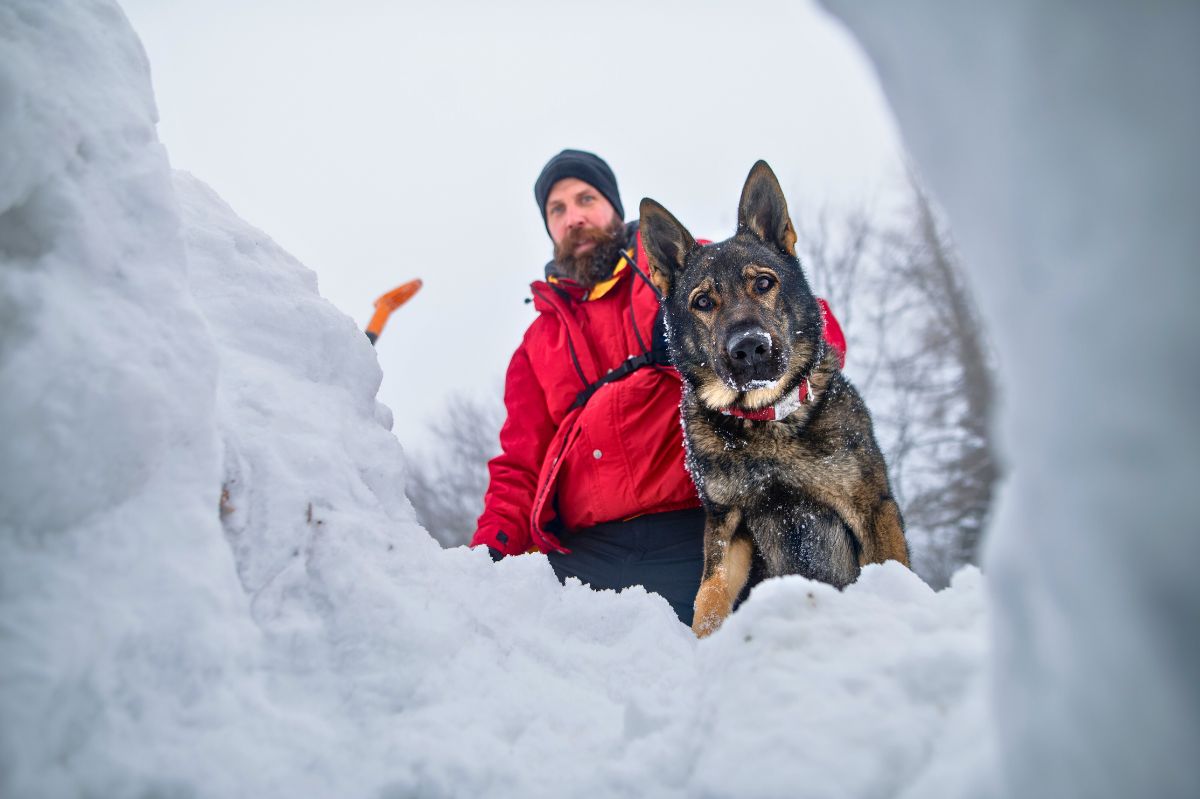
[
  {"xmin": 692, "ymin": 507, "xmax": 751, "ymax": 638},
  {"xmin": 861, "ymin": 497, "xmax": 910, "ymax": 568},
  {"xmin": 820, "ymin": 476, "xmax": 911, "ymax": 571}
]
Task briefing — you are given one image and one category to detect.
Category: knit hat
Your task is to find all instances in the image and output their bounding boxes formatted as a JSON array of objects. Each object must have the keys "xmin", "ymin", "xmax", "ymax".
[{"xmin": 534, "ymin": 149, "xmax": 624, "ymax": 234}]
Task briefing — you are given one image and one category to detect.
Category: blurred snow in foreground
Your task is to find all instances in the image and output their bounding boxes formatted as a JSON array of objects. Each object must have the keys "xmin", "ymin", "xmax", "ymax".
[
  {"xmin": 826, "ymin": 2, "xmax": 1200, "ymax": 797},
  {"xmin": 0, "ymin": 1, "xmax": 997, "ymax": 797}
]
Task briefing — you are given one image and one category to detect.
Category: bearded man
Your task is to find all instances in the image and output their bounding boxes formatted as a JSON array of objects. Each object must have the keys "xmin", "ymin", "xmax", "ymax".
[{"xmin": 471, "ymin": 149, "xmax": 708, "ymax": 625}]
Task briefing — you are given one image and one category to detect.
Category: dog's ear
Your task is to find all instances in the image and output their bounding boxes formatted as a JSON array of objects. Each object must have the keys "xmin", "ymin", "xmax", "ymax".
[
  {"xmin": 737, "ymin": 160, "xmax": 797, "ymax": 257},
  {"xmin": 640, "ymin": 198, "xmax": 696, "ymax": 297}
]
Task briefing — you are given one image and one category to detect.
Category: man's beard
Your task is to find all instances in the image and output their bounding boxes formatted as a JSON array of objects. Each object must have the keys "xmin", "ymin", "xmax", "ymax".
[{"xmin": 553, "ymin": 219, "xmax": 627, "ymax": 287}]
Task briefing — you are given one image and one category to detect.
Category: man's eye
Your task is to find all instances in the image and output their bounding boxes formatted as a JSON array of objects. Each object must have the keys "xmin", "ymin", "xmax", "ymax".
[
  {"xmin": 548, "ymin": 206, "xmax": 563, "ymax": 216},
  {"xmin": 692, "ymin": 294, "xmax": 713, "ymax": 311},
  {"xmin": 754, "ymin": 275, "xmax": 775, "ymax": 293},
  {"xmin": 580, "ymin": 195, "xmax": 594, "ymax": 205}
]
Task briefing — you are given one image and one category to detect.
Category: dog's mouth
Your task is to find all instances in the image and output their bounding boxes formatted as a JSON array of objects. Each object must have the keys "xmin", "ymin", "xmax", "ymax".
[
  {"xmin": 738, "ymin": 377, "xmax": 782, "ymax": 393},
  {"xmin": 696, "ymin": 365, "xmax": 789, "ymax": 414},
  {"xmin": 724, "ymin": 370, "xmax": 785, "ymax": 394}
]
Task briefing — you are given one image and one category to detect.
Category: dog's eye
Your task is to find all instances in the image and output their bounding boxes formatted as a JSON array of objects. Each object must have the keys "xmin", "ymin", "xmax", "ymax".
[
  {"xmin": 692, "ymin": 293, "xmax": 713, "ymax": 311},
  {"xmin": 754, "ymin": 275, "xmax": 775, "ymax": 293}
]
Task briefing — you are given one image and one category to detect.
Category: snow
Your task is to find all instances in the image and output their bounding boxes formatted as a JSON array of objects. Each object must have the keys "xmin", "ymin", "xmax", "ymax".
[
  {"xmin": 823, "ymin": 2, "xmax": 1200, "ymax": 797},
  {"xmin": 2, "ymin": 1, "xmax": 994, "ymax": 796}
]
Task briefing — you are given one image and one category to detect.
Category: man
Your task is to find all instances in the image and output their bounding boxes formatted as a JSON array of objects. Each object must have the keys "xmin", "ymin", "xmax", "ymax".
[
  {"xmin": 471, "ymin": 150, "xmax": 846, "ymax": 626},
  {"xmin": 471, "ymin": 149, "xmax": 706, "ymax": 624}
]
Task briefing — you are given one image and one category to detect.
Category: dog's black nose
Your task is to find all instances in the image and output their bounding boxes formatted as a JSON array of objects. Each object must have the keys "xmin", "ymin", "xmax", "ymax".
[{"xmin": 726, "ymin": 328, "xmax": 773, "ymax": 372}]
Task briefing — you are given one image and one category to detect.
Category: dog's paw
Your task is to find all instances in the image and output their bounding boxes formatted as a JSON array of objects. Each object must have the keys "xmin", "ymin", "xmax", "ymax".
[{"xmin": 692, "ymin": 612, "xmax": 724, "ymax": 638}]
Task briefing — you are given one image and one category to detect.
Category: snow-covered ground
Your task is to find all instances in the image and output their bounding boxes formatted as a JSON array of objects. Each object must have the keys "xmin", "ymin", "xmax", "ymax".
[{"xmin": 0, "ymin": 2, "xmax": 997, "ymax": 796}]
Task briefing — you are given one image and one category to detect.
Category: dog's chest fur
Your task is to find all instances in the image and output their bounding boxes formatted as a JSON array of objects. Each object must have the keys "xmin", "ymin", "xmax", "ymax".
[{"xmin": 681, "ymin": 376, "xmax": 865, "ymax": 586}]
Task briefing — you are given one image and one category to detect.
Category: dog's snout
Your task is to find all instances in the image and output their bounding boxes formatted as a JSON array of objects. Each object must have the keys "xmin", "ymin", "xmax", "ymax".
[
  {"xmin": 726, "ymin": 328, "xmax": 772, "ymax": 368},
  {"xmin": 723, "ymin": 324, "xmax": 782, "ymax": 387}
]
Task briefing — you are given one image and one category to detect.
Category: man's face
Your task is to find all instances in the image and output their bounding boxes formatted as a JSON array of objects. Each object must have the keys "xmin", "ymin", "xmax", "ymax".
[
  {"xmin": 545, "ymin": 178, "xmax": 624, "ymax": 286},
  {"xmin": 545, "ymin": 178, "xmax": 618, "ymax": 252}
]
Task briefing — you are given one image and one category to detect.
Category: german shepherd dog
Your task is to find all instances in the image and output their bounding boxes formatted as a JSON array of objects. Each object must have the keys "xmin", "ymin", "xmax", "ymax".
[{"xmin": 640, "ymin": 161, "xmax": 910, "ymax": 637}]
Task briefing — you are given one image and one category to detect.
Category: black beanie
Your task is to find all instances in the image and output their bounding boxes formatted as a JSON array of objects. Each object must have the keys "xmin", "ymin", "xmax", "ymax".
[{"xmin": 534, "ymin": 149, "xmax": 624, "ymax": 234}]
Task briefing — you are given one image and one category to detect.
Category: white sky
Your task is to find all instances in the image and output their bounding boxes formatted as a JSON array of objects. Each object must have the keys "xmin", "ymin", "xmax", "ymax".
[{"xmin": 121, "ymin": 0, "xmax": 904, "ymax": 451}]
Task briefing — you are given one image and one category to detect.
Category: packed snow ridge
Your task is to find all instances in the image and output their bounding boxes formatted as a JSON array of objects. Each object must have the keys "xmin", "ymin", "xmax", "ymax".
[{"xmin": 0, "ymin": 2, "xmax": 994, "ymax": 796}]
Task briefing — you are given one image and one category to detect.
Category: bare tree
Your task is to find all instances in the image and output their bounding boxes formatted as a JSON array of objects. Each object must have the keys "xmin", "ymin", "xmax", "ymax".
[
  {"xmin": 893, "ymin": 183, "xmax": 998, "ymax": 582},
  {"xmin": 405, "ymin": 393, "xmax": 504, "ymax": 548}
]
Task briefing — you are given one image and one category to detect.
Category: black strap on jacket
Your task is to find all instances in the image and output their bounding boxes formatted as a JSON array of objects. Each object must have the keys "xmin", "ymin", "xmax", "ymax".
[{"xmin": 570, "ymin": 350, "xmax": 664, "ymax": 410}]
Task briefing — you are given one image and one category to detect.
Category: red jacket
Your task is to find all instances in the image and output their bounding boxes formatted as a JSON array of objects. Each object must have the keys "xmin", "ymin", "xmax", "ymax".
[{"xmin": 472, "ymin": 228, "xmax": 846, "ymax": 556}]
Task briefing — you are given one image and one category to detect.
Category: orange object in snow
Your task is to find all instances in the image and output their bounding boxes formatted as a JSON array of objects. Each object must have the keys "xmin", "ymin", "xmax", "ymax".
[{"xmin": 365, "ymin": 279, "xmax": 422, "ymax": 345}]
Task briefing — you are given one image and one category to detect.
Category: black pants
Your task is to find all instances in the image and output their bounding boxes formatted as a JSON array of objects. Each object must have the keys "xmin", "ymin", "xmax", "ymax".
[{"xmin": 547, "ymin": 508, "xmax": 705, "ymax": 626}]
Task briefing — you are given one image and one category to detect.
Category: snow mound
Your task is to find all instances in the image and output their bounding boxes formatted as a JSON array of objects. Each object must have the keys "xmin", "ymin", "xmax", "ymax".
[
  {"xmin": 0, "ymin": 1, "xmax": 993, "ymax": 796},
  {"xmin": 689, "ymin": 564, "xmax": 995, "ymax": 799}
]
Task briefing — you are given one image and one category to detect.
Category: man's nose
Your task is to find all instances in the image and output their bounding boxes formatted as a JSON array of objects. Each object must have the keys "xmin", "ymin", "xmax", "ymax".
[{"xmin": 564, "ymin": 205, "xmax": 587, "ymax": 228}]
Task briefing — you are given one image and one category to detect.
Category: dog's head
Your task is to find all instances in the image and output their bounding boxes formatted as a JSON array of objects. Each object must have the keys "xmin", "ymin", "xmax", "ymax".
[{"xmin": 641, "ymin": 160, "xmax": 825, "ymax": 412}]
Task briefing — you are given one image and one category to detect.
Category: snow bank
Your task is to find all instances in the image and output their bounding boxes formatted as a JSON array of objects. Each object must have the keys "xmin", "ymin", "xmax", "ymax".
[
  {"xmin": 823, "ymin": 2, "xmax": 1200, "ymax": 797},
  {"xmin": 1, "ymin": 1, "xmax": 992, "ymax": 796},
  {"xmin": 0, "ymin": 0, "xmax": 267, "ymax": 794}
]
